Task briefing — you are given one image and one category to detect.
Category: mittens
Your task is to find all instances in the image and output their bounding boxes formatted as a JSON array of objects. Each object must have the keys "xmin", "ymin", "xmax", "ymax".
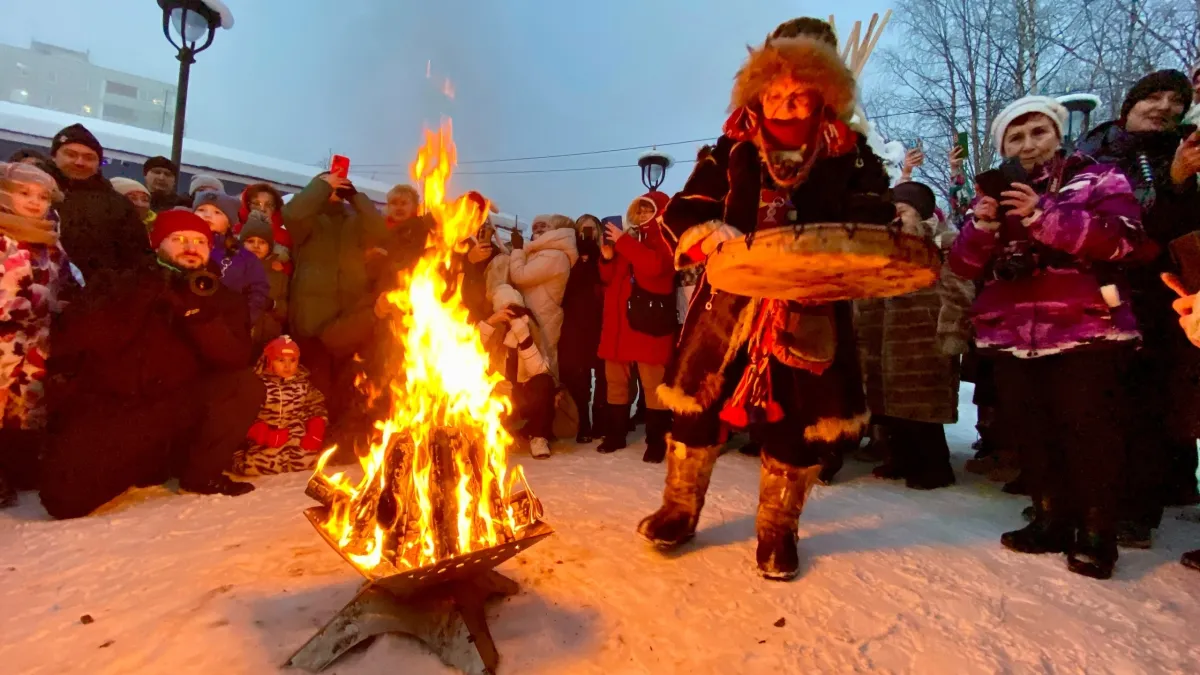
[
  {"xmin": 509, "ymin": 315, "xmax": 531, "ymax": 345},
  {"xmin": 247, "ymin": 420, "xmax": 270, "ymax": 446},
  {"xmin": 264, "ymin": 426, "xmax": 290, "ymax": 449},
  {"xmin": 301, "ymin": 417, "xmax": 327, "ymax": 452}
]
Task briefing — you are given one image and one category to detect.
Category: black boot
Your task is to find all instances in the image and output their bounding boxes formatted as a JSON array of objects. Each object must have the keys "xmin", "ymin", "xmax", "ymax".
[
  {"xmin": 0, "ymin": 467, "xmax": 16, "ymax": 508},
  {"xmin": 1001, "ymin": 497, "xmax": 1071, "ymax": 554},
  {"xmin": 871, "ymin": 421, "xmax": 907, "ymax": 480},
  {"xmin": 180, "ymin": 474, "xmax": 256, "ymax": 497},
  {"xmin": 1182, "ymin": 549, "xmax": 1200, "ymax": 571},
  {"xmin": 638, "ymin": 438, "xmax": 721, "ymax": 548},
  {"xmin": 642, "ymin": 409, "xmax": 671, "ymax": 463},
  {"xmin": 597, "ymin": 404, "xmax": 629, "ymax": 454},
  {"xmin": 902, "ymin": 421, "xmax": 955, "ymax": 491},
  {"xmin": 1115, "ymin": 520, "xmax": 1153, "ymax": 549},
  {"xmin": 1068, "ymin": 529, "xmax": 1117, "ymax": 580},
  {"xmin": 756, "ymin": 456, "xmax": 821, "ymax": 581}
]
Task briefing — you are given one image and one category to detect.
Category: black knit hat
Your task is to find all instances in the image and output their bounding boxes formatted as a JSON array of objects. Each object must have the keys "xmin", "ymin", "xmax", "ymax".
[
  {"xmin": 770, "ymin": 17, "xmax": 838, "ymax": 48},
  {"xmin": 50, "ymin": 123, "xmax": 103, "ymax": 160},
  {"xmin": 892, "ymin": 181, "xmax": 937, "ymax": 221},
  {"xmin": 1121, "ymin": 69, "xmax": 1193, "ymax": 122},
  {"xmin": 143, "ymin": 155, "xmax": 178, "ymax": 177}
]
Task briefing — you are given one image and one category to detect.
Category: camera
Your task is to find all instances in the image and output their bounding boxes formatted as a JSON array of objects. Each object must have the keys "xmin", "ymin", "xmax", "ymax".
[
  {"xmin": 992, "ymin": 243, "xmax": 1039, "ymax": 282},
  {"xmin": 188, "ymin": 270, "xmax": 220, "ymax": 296}
]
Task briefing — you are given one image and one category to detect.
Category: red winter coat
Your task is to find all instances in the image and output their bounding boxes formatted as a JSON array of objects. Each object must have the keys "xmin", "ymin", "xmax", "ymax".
[
  {"xmin": 235, "ymin": 183, "xmax": 294, "ymax": 275},
  {"xmin": 598, "ymin": 191, "xmax": 676, "ymax": 366}
]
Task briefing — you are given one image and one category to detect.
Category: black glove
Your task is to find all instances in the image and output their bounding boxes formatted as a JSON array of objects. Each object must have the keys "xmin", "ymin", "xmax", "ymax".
[{"xmin": 335, "ymin": 182, "xmax": 359, "ymax": 202}]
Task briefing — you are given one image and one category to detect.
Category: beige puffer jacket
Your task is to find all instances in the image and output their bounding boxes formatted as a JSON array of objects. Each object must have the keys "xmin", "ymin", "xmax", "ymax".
[{"xmin": 507, "ymin": 227, "xmax": 578, "ymax": 371}]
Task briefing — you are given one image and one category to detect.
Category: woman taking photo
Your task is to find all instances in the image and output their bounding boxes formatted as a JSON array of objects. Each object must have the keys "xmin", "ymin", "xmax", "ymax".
[{"xmin": 949, "ymin": 95, "xmax": 1144, "ymax": 579}]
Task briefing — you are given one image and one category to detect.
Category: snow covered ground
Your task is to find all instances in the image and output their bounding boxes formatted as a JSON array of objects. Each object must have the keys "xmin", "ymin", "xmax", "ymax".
[{"xmin": 3, "ymin": 385, "xmax": 1200, "ymax": 675}]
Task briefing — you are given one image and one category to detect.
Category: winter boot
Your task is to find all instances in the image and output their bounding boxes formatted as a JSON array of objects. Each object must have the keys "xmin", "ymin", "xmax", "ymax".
[
  {"xmin": 0, "ymin": 468, "xmax": 16, "ymax": 509},
  {"xmin": 637, "ymin": 437, "xmax": 721, "ymax": 549},
  {"xmin": 597, "ymin": 404, "xmax": 629, "ymax": 454},
  {"xmin": 1182, "ymin": 549, "xmax": 1200, "ymax": 571},
  {"xmin": 180, "ymin": 474, "xmax": 256, "ymax": 497},
  {"xmin": 902, "ymin": 421, "xmax": 955, "ymax": 490},
  {"xmin": 642, "ymin": 409, "xmax": 671, "ymax": 463},
  {"xmin": 1068, "ymin": 529, "xmax": 1117, "ymax": 580},
  {"xmin": 530, "ymin": 437, "xmax": 551, "ymax": 460},
  {"xmin": 871, "ymin": 421, "xmax": 908, "ymax": 480},
  {"xmin": 756, "ymin": 455, "xmax": 822, "ymax": 581},
  {"xmin": 1001, "ymin": 496, "xmax": 1072, "ymax": 554},
  {"xmin": 737, "ymin": 439, "xmax": 762, "ymax": 457},
  {"xmin": 854, "ymin": 422, "xmax": 889, "ymax": 463}
]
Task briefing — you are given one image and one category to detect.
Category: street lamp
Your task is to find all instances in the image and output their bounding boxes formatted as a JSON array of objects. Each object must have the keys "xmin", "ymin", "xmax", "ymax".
[
  {"xmin": 158, "ymin": 0, "xmax": 233, "ymax": 167},
  {"xmin": 638, "ymin": 149, "xmax": 673, "ymax": 192}
]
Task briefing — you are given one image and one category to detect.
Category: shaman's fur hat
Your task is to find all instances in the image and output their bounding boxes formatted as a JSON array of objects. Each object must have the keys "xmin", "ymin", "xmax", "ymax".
[{"xmin": 730, "ymin": 33, "xmax": 858, "ymax": 120}]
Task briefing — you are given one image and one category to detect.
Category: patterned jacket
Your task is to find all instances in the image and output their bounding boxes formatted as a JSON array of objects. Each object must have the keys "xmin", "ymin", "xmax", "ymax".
[{"xmin": 949, "ymin": 153, "xmax": 1144, "ymax": 358}]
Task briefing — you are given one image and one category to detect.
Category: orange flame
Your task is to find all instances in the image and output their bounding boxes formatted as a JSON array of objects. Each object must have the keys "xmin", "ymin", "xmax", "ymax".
[{"xmin": 310, "ymin": 120, "xmax": 534, "ymax": 573}]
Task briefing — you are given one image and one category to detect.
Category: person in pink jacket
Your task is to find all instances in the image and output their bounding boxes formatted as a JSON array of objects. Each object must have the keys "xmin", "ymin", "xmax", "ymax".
[{"xmin": 597, "ymin": 192, "xmax": 676, "ymax": 461}]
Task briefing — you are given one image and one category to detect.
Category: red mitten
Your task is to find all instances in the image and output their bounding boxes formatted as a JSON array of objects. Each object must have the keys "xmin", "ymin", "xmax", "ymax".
[
  {"xmin": 300, "ymin": 417, "xmax": 327, "ymax": 452},
  {"xmin": 247, "ymin": 420, "xmax": 270, "ymax": 446},
  {"xmin": 265, "ymin": 426, "xmax": 290, "ymax": 448}
]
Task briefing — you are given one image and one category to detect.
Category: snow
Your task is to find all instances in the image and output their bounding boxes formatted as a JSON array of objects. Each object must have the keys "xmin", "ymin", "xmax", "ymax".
[{"xmin": 3, "ymin": 385, "xmax": 1200, "ymax": 674}]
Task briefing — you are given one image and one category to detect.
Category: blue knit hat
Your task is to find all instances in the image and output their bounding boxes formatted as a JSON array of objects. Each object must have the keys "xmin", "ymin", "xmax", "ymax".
[{"xmin": 192, "ymin": 190, "xmax": 240, "ymax": 230}]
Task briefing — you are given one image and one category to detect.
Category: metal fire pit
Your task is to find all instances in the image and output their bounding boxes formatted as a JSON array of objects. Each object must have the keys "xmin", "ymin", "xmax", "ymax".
[{"xmin": 287, "ymin": 507, "xmax": 553, "ymax": 675}]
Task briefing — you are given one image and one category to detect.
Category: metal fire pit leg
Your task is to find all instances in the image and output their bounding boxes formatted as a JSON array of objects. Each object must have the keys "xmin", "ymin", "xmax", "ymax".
[{"xmin": 287, "ymin": 572, "xmax": 520, "ymax": 675}]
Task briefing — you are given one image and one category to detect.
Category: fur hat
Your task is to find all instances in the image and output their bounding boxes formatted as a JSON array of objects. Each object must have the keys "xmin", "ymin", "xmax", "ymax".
[
  {"xmin": 239, "ymin": 211, "xmax": 275, "ymax": 248},
  {"xmin": 189, "ymin": 174, "xmax": 225, "ymax": 196},
  {"xmin": 491, "ymin": 283, "xmax": 525, "ymax": 312},
  {"xmin": 892, "ymin": 181, "xmax": 937, "ymax": 221},
  {"xmin": 731, "ymin": 35, "xmax": 857, "ymax": 119},
  {"xmin": 1121, "ymin": 69, "xmax": 1193, "ymax": 123},
  {"xmin": 192, "ymin": 190, "xmax": 240, "ymax": 228},
  {"xmin": 50, "ymin": 123, "xmax": 103, "ymax": 160},
  {"xmin": 149, "ymin": 209, "xmax": 213, "ymax": 250},
  {"xmin": 990, "ymin": 96, "xmax": 1069, "ymax": 152},
  {"xmin": 142, "ymin": 155, "xmax": 178, "ymax": 177},
  {"xmin": 110, "ymin": 177, "xmax": 149, "ymax": 198},
  {"xmin": 769, "ymin": 17, "xmax": 837, "ymax": 46}
]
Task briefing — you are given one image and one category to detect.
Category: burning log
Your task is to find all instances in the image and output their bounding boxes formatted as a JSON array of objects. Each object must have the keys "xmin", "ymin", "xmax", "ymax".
[{"xmin": 305, "ymin": 472, "xmax": 338, "ymax": 508}]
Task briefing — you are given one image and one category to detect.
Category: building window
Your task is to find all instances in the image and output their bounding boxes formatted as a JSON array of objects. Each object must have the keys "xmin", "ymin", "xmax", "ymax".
[
  {"xmin": 82, "ymin": 104, "xmax": 93, "ymax": 115},
  {"xmin": 104, "ymin": 80, "xmax": 139, "ymax": 99},
  {"xmin": 10, "ymin": 89, "xmax": 29, "ymax": 103},
  {"xmin": 102, "ymin": 104, "xmax": 137, "ymax": 123}
]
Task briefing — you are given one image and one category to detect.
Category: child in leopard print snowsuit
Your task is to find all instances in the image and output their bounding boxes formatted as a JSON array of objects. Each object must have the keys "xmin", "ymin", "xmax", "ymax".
[{"xmin": 234, "ymin": 336, "xmax": 328, "ymax": 476}]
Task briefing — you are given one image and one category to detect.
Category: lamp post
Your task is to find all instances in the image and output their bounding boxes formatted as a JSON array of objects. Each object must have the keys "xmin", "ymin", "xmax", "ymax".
[
  {"xmin": 158, "ymin": 0, "xmax": 233, "ymax": 167},
  {"xmin": 638, "ymin": 149, "xmax": 673, "ymax": 192}
]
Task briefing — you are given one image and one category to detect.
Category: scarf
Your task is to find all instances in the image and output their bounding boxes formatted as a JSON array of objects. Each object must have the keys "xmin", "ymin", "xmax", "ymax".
[{"xmin": 0, "ymin": 211, "xmax": 58, "ymax": 245}]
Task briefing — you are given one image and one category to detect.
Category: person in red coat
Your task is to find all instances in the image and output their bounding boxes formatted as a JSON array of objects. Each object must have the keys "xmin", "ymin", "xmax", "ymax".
[{"xmin": 597, "ymin": 191, "xmax": 676, "ymax": 461}]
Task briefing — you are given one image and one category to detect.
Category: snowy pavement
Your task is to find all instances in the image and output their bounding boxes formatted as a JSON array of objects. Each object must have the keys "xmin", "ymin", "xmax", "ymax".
[{"xmin": 3, "ymin": 387, "xmax": 1200, "ymax": 675}]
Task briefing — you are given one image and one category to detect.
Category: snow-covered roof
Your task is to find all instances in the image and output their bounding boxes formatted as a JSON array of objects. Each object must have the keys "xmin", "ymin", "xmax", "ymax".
[
  {"xmin": 1056, "ymin": 93, "xmax": 1102, "ymax": 109},
  {"xmin": 0, "ymin": 101, "xmax": 394, "ymax": 201}
]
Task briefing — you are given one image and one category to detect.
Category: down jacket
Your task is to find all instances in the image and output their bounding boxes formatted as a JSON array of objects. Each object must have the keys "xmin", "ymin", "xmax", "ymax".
[
  {"xmin": 508, "ymin": 227, "xmax": 578, "ymax": 370},
  {"xmin": 597, "ymin": 192, "xmax": 676, "ymax": 366}
]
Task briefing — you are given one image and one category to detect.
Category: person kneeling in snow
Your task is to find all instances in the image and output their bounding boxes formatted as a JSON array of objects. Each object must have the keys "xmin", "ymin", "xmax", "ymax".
[
  {"xmin": 38, "ymin": 210, "xmax": 263, "ymax": 519},
  {"xmin": 477, "ymin": 284, "xmax": 556, "ymax": 459},
  {"xmin": 234, "ymin": 336, "xmax": 327, "ymax": 476}
]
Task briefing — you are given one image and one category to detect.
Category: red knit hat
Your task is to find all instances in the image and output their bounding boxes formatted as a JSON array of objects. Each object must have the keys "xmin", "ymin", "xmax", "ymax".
[
  {"xmin": 149, "ymin": 209, "xmax": 214, "ymax": 250},
  {"xmin": 264, "ymin": 335, "xmax": 300, "ymax": 361}
]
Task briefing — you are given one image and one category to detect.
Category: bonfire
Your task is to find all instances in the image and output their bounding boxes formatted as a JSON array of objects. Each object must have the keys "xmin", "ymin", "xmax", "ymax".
[{"xmin": 305, "ymin": 120, "xmax": 540, "ymax": 578}]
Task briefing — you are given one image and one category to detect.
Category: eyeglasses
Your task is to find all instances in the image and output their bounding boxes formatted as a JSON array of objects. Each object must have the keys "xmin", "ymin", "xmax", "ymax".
[{"xmin": 166, "ymin": 234, "xmax": 209, "ymax": 248}]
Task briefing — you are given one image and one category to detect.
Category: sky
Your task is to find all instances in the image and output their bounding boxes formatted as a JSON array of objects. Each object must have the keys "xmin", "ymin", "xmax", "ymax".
[{"xmin": 0, "ymin": 0, "xmax": 895, "ymax": 219}]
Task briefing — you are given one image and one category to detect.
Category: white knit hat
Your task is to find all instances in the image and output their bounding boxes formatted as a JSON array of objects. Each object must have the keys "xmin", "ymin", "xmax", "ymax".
[
  {"xmin": 990, "ymin": 95, "xmax": 1069, "ymax": 152},
  {"xmin": 110, "ymin": 176, "xmax": 149, "ymax": 197}
]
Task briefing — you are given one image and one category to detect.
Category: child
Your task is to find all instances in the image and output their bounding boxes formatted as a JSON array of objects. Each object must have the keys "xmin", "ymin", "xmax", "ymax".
[
  {"xmin": 234, "ymin": 336, "xmax": 328, "ymax": 476},
  {"xmin": 0, "ymin": 162, "xmax": 72, "ymax": 506},
  {"xmin": 240, "ymin": 211, "xmax": 289, "ymax": 346},
  {"xmin": 193, "ymin": 191, "xmax": 271, "ymax": 324}
]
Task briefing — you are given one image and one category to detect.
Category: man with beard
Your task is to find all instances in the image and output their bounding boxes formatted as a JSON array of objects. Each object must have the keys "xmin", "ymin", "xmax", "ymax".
[
  {"xmin": 1077, "ymin": 70, "xmax": 1200, "ymax": 548},
  {"xmin": 143, "ymin": 155, "xmax": 189, "ymax": 212},
  {"xmin": 638, "ymin": 17, "xmax": 894, "ymax": 580},
  {"xmin": 38, "ymin": 210, "xmax": 262, "ymax": 519},
  {"xmin": 47, "ymin": 124, "xmax": 154, "ymax": 285}
]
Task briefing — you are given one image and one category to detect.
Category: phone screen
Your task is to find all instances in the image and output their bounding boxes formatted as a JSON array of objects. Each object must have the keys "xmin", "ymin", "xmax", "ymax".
[{"xmin": 956, "ymin": 132, "xmax": 970, "ymax": 159}]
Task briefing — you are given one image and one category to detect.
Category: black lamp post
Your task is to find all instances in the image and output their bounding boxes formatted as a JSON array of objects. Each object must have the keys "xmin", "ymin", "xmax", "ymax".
[
  {"xmin": 158, "ymin": 0, "xmax": 233, "ymax": 167},
  {"xmin": 638, "ymin": 149, "xmax": 673, "ymax": 192}
]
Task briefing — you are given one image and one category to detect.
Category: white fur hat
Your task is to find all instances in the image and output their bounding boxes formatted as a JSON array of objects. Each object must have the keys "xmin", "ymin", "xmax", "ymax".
[
  {"xmin": 990, "ymin": 95, "xmax": 1069, "ymax": 152},
  {"xmin": 491, "ymin": 283, "xmax": 525, "ymax": 312}
]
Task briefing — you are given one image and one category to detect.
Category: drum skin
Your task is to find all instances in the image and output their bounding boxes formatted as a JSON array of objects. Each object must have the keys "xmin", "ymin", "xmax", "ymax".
[{"xmin": 705, "ymin": 223, "xmax": 939, "ymax": 303}]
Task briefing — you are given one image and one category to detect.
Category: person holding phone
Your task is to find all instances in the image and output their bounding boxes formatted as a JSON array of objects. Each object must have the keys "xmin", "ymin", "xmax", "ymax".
[
  {"xmin": 1076, "ymin": 70, "xmax": 1200, "ymax": 548},
  {"xmin": 949, "ymin": 95, "xmax": 1144, "ymax": 580}
]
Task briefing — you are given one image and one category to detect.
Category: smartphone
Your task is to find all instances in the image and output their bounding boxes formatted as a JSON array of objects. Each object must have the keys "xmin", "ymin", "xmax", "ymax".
[
  {"xmin": 1169, "ymin": 231, "xmax": 1200, "ymax": 294},
  {"xmin": 330, "ymin": 154, "xmax": 350, "ymax": 179},
  {"xmin": 955, "ymin": 131, "xmax": 970, "ymax": 160},
  {"xmin": 974, "ymin": 169, "xmax": 1009, "ymax": 200}
]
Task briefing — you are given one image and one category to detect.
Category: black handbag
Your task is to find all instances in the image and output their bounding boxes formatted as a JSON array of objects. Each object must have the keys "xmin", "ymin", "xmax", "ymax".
[{"xmin": 627, "ymin": 279, "xmax": 678, "ymax": 337}]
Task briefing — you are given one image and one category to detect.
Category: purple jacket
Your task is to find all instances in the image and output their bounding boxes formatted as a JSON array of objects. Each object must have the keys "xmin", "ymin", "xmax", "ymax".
[
  {"xmin": 211, "ymin": 234, "xmax": 270, "ymax": 324},
  {"xmin": 948, "ymin": 154, "xmax": 1144, "ymax": 358}
]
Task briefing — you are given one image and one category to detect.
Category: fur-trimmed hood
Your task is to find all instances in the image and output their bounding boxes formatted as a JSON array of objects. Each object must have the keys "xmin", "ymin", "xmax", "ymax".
[
  {"xmin": 625, "ymin": 191, "xmax": 670, "ymax": 233},
  {"xmin": 731, "ymin": 35, "xmax": 857, "ymax": 119}
]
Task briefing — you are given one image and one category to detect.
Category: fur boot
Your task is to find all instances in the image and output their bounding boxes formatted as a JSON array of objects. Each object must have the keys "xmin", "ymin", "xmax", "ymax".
[
  {"xmin": 642, "ymin": 409, "xmax": 671, "ymax": 463},
  {"xmin": 637, "ymin": 437, "xmax": 721, "ymax": 548},
  {"xmin": 756, "ymin": 456, "xmax": 821, "ymax": 581}
]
